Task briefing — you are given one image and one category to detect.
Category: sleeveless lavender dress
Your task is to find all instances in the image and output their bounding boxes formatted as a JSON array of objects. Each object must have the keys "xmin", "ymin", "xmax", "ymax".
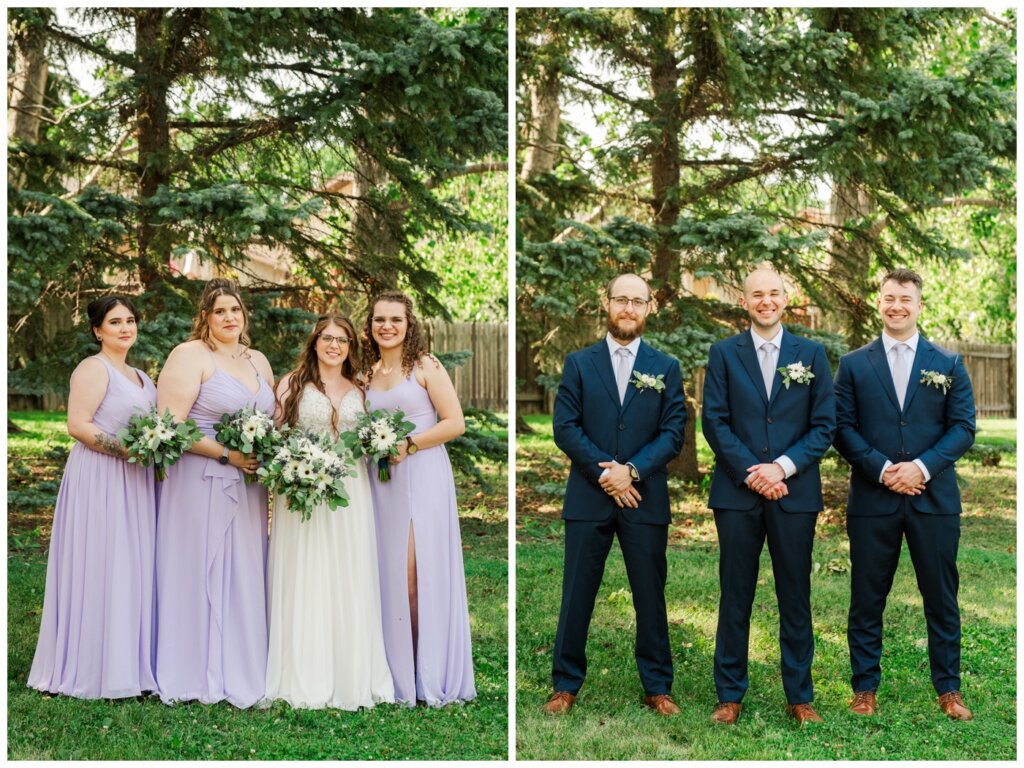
[
  {"xmin": 154, "ymin": 364, "xmax": 274, "ymax": 708},
  {"xmin": 366, "ymin": 371, "xmax": 476, "ymax": 706},
  {"xmin": 28, "ymin": 356, "xmax": 157, "ymax": 698}
]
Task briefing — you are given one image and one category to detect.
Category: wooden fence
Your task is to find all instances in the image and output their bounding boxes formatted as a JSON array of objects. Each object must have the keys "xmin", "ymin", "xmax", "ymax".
[
  {"xmin": 423, "ymin": 320, "xmax": 508, "ymax": 412},
  {"xmin": 937, "ymin": 340, "xmax": 1015, "ymax": 418}
]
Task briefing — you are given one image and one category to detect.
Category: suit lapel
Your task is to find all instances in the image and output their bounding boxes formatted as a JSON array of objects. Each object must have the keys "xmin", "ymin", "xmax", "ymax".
[
  {"xmin": 736, "ymin": 332, "xmax": 769, "ymax": 406},
  {"xmin": 620, "ymin": 342, "xmax": 652, "ymax": 413},
  {"xmin": 901, "ymin": 338, "xmax": 932, "ymax": 412},
  {"xmin": 587, "ymin": 342, "xmax": 621, "ymax": 409},
  {"xmin": 769, "ymin": 330, "xmax": 800, "ymax": 406},
  {"xmin": 867, "ymin": 338, "xmax": 901, "ymax": 411}
]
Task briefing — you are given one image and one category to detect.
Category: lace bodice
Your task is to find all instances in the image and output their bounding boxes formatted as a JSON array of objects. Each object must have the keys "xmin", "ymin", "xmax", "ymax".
[{"xmin": 295, "ymin": 385, "xmax": 364, "ymax": 435}]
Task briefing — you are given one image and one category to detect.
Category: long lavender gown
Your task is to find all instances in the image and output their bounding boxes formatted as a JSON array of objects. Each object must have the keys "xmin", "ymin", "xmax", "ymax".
[
  {"xmin": 154, "ymin": 363, "xmax": 274, "ymax": 708},
  {"xmin": 28, "ymin": 356, "xmax": 157, "ymax": 699},
  {"xmin": 367, "ymin": 371, "xmax": 476, "ymax": 706}
]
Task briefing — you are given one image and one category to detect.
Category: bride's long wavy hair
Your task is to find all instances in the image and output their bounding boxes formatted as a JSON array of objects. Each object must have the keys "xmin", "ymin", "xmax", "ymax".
[{"xmin": 276, "ymin": 312, "xmax": 361, "ymax": 433}]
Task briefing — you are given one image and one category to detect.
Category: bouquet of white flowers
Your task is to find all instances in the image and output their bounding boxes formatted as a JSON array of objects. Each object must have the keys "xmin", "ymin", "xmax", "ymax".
[
  {"xmin": 258, "ymin": 429, "xmax": 355, "ymax": 522},
  {"xmin": 214, "ymin": 406, "xmax": 283, "ymax": 483},
  {"xmin": 342, "ymin": 408, "xmax": 415, "ymax": 482},
  {"xmin": 116, "ymin": 407, "xmax": 204, "ymax": 481}
]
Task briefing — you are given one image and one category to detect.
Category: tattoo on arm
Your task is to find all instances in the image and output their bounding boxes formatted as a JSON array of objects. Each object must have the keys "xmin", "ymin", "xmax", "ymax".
[{"xmin": 94, "ymin": 432, "xmax": 128, "ymax": 459}]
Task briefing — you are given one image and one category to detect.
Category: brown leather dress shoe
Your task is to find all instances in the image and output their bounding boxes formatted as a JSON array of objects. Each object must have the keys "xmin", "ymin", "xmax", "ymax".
[
  {"xmin": 542, "ymin": 691, "xmax": 576, "ymax": 714},
  {"xmin": 786, "ymin": 703, "xmax": 824, "ymax": 725},
  {"xmin": 938, "ymin": 691, "xmax": 973, "ymax": 721},
  {"xmin": 849, "ymin": 690, "xmax": 877, "ymax": 716},
  {"xmin": 643, "ymin": 694, "xmax": 681, "ymax": 715},
  {"xmin": 711, "ymin": 701, "xmax": 742, "ymax": 724}
]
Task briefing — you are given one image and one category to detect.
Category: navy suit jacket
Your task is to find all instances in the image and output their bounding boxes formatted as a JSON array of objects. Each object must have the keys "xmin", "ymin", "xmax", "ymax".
[
  {"xmin": 552, "ymin": 339, "xmax": 686, "ymax": 524},
  {"xmin": 833, "ymin": 336, "xmax": 975, "ymax": 516},
  {"xmin": 702, "ymin": 328, "xmax": 836, "ymax": 513}
]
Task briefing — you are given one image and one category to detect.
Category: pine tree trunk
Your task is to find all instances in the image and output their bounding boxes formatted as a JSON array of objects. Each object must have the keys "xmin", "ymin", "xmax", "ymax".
[
  {"xmin": 829, "ymin": 180, "xmax": 878, "ymax": 346},
  {"xmin": 647, "ymin": 15, "xmax": 700, "ymax": 482},
  {"xmin": 517, "ymin": 37, "xmax": 563, "ymax": 415},
  {"xmin": 135, "ymin": 9, "xmax": 172, "ymax": 289},
  {"xmin": 8, "ymin": 12, "xmax": 50, "ymax": 191}
]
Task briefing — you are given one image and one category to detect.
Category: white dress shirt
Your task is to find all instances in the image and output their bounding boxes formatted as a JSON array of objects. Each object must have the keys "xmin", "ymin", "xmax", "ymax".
[
  {"xmin": 605, "ymin": 333, "xmax": 641, "ymax": 375},
  {"xmin": 750, "ymin": 327, "xmax": 796, "ymax": 479},
  {"xmin": 879, "ymin": 331, "xmax": 931, "ymax": 484},
  {"xmin": 600, "ymin": 334, "xmax": 643, "ymax": 481}
]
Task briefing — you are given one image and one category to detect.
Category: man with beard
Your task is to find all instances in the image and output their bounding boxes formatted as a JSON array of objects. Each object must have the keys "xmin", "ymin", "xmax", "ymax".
[
  {"xmin": 543, "ymin": 273, "xmax": 686, "ymax": 716},
  {"xmin": 702, "ymin": 267, "xmax": 835, "ymax": 725}
]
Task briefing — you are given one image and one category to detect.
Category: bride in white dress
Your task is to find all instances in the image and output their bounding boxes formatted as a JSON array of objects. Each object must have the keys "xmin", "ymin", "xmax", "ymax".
[{"xmin": 264, "ymin": 313, "xmax": 394, "ymax": 709}]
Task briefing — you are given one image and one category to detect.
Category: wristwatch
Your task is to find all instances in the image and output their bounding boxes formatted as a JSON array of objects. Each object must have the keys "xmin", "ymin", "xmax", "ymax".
[
  {"xmin": 627, "ymin": 463, "xmax": 640, "ymax": 482},
  {"xmin": 406, "ymin": 436, "xmax": 419, "ymax": 455},
  {"xmin": 218, "ymin": 446, "xmax": 230, "ymax": 466}
]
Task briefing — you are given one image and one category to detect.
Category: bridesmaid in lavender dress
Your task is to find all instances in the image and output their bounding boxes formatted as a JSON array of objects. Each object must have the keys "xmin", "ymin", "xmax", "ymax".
[
  {"xmin": 154, "ymin": 278, "xmax": 275, "ymax": 708},
  {"xmin": 28, "ymin": 295, "xmax": 158, "ymax": 698},
  {"xmin": 363, "ymin": 291, "xmax": 476, "ymax": 707}
]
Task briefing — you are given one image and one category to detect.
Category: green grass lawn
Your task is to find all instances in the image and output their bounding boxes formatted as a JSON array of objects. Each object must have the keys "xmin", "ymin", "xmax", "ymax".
[
  {"xmin": 516, "ymin": 414, "xmax": 1015, "ymax": 760},
  {"xmin": 8, "ymin": 411, "xmax": 508, "ymax": 760}
]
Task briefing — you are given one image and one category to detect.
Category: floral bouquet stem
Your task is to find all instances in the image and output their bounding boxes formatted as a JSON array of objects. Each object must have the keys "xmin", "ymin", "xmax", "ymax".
[{"xmin": 342, "ymin": 408, "xmax": 416, "ymax": 483}]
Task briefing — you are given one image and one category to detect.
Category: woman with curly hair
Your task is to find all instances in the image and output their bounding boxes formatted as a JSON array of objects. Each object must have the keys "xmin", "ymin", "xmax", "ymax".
[
  {"xmin": 154, "ymin": 278, "xmax": 275, "ymax": 708},
  {"xmin": 263, "ymin": 312, "xmax": 394, "ymax": 710},
  {"xmin": 362, "ymin": 291, "xmax": 476, "ymax": 707}
]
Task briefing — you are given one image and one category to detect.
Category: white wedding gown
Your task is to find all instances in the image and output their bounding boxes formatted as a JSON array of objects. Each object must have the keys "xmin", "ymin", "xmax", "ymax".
[{"xmin": 263, "ymin": 386, "xmax": 395, "ymax": 709}]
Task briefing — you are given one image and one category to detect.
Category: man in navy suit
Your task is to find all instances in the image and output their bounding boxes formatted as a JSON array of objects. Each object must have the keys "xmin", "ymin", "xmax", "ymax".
[
  {"xmin": 543, "ymin": 273, "xmax": 687, "ymax": 716},
  {"xmin": 702, "ymin": 268, "xmax": 835, "ymax": 725},
  {"xmin": 833, "ymin": 268, "xmax": 975, "ymax": 721}
]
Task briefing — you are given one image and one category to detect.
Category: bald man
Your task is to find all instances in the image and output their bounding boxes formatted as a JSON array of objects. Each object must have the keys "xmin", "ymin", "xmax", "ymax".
[{"xmin": 701, "ymin": 268, "xmax": 835, "ymax": 725}]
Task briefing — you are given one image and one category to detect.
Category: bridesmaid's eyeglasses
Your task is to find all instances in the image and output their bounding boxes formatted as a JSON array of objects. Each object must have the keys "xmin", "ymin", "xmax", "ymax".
[{"xmin": 319, "ymin": 333, "xmax": 352, "ymax": 348}]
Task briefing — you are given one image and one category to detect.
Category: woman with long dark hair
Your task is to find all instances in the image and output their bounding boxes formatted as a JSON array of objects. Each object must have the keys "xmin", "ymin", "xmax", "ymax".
[
  {"xmin": 262, "ymin": 312, "xmax": 394, "ymax": 709},
  {"xmin": 28, "ymin": 295, "xmax": 158, "ymax": 698},
  {"xmin": 362, "ymin": 291, "xmax": 475, "ymax": 706},
  {"xmin": 153, "ymin": 278, "xmax": 275, "ymax": 708}
]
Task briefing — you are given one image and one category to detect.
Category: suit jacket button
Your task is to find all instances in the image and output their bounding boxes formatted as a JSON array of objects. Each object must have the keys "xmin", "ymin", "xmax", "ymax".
[
  {"xmin": 900, "ymin": 420, "xmax": 907, "ymax": 426},
  {"xmin": 761, "ymin": 448, "xmax": 768, "ymax": 454},
  {"xmin": 618, "ymin": 423, "xmax": 626, "ymax": 431},
  {"xmin": 767, "ymin": 417, "xmax": 774, "ymax": 424}
]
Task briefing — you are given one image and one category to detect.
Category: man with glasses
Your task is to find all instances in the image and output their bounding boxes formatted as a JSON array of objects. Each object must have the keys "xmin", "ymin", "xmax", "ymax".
[
  {"xmin": 702, "ymin": 267, "xmax": 835, "ymax": 726},
  {"xmin": 543, "ymin": 273, "xmax": 686, "ymax": 716}
]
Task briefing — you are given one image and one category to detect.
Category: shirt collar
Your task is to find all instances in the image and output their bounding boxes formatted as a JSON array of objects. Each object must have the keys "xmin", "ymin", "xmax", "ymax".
[
  {"xmin": 881, "ymin": 331, "xmax": 919, "ymax": 354},
  {"xmin": 606, "ymin": 333, "xmax": 642, "ymax": 359},
  {"xmin": 750, "ymin": 325, "xmax": 783, "ymax": 350}
]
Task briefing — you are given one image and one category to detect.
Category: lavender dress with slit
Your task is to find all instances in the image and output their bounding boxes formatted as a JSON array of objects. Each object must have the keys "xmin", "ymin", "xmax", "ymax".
[
  {"xmin": 366, "ymin": 371, "xmax": 476, "ymax": 706},
  {"xmin": 28, "ymin": 356, "xmax": 158, "ymax": 699},
  {"xmin": 154, "ymin": 364, "xmax": 274, "ymax": 708}
]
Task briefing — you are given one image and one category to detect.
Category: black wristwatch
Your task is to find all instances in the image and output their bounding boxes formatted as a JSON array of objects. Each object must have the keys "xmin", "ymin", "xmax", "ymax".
[
  {"xmin": 218, "ymin": 446, "xmax": 230, "ymax": 466},
  {"xmin": 406, "ymin": 436, "xmax": 419, "ymax": 455},
  {"xmin": 627, "ymin": 463, "xmax": 640, "ymax": 482}
]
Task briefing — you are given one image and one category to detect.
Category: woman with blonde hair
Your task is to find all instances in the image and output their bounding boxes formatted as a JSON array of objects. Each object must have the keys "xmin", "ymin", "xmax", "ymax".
[{"xmin": 154, "ymin": 278, "xmax": 275, "ymax": 708}]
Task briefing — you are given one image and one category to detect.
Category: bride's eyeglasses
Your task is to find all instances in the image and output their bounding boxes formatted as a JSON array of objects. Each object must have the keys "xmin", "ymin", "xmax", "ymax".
[{"xmin": 319, "ymin": 333, "xmax": 352, "ymax": 348}]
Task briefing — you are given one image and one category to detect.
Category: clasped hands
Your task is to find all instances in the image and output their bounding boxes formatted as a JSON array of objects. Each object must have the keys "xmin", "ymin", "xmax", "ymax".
[
  {"xmin": 597, "ymin": 461, "xmax": 641, "ymax": 509},
  {"xmin": 745, "ymin": 462, "xmax": 788, "ymax": 500},
  {"xmin": 882, "ymin": 461, "xmax": 926, "ymax": 495}
]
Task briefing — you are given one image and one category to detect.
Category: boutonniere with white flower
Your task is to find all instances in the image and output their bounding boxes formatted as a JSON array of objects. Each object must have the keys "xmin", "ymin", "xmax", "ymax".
[
  {"xmin": 920, "ymin": 370, "xmax": 952, "ymax": 394},
  {"xmin": 777, "ymin": 361, "xmax": 815, "ymax": 389},
  {"xmin": 631, "ymin": 371, "xmax": 666, "ymax": 393}
]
